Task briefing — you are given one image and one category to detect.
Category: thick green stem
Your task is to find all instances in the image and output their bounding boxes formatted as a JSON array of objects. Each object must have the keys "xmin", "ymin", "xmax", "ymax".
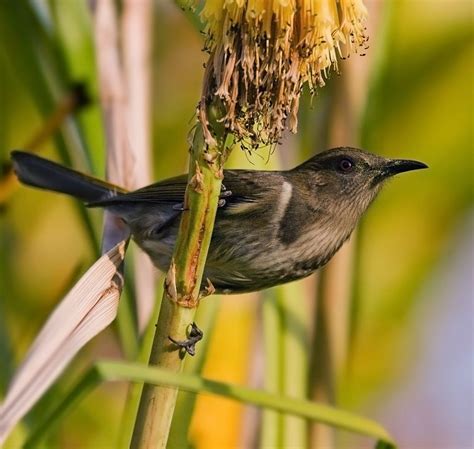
[
  {"xmin": 130, "ymin": 109, "xmax": 227, "ymax": 449},
  {"xmin": 130, "ymin": 302, "xmax": 196, "ymax": 448}
]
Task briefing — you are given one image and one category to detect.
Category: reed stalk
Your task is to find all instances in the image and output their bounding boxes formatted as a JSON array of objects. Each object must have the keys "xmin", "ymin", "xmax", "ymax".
[
  {"xmin": 130, "ymin": 104, "xmax": 228, "ymax": 449},
  {"xmin": 122, "ymin": 0, "xmax": 156, "ymax": 333}
]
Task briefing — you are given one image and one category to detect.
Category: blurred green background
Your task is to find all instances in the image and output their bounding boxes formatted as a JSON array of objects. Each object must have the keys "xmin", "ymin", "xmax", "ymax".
[{"xmin": 0, "ymin": 1, "xmax": 472, "ymax": 448}]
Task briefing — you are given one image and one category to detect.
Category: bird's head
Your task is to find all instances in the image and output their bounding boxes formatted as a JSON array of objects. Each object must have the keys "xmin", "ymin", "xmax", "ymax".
[{"xmin": 294, "ymin": 147, "xmax": 428, "ymax": 223}]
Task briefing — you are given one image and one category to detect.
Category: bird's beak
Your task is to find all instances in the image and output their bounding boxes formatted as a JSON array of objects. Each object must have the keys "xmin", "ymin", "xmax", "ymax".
[
  {"xmin": 383, "ymin": 159, "xmax": 428, "ymax": 177},
  {"xmin": 371, "ymin": 158, "xmax": 428, "ymax": 186}
]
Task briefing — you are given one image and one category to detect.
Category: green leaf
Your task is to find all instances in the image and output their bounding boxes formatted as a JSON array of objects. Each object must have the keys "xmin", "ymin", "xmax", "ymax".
[{"xmin": 24, "ymin": 360, "xmax": 396, "ymax": 449}]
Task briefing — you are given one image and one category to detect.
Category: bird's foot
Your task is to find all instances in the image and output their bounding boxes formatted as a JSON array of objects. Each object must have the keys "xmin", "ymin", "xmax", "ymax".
[
  {"xmin": 220, "ymin": 184, "xmax": 232, "ymax": 196},
  {"xmin": 168, "ymin": 322, "xmax": 203, "ymax": 356},
  {"xmin": 173, "ymin": 187, "xmax": 231, "ymax": 210},
  {"xmin": 218, "ymin": 185, "xmax": 232, "ymax": 207},
  {"xmin": 197, "ymin": 279, "xmax": 216, "ymax": 301},
  {"xmin": 172, "ymin": 203, "xmax": 188, "ymax": 211}
]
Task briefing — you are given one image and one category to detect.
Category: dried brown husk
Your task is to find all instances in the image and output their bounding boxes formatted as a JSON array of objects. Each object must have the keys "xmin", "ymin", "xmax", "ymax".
[{"xmin": 198, "ymin": 0, "xmax": 368, "ymax": 149}]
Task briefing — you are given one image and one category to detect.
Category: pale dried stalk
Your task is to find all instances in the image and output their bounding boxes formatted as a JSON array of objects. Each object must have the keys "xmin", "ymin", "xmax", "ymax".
[
  {"xmin": 310, "ymin": 74, "xmax": 357, "ymax": 449},
  {"xmin": 93, "ymin": 0, "xmax": 134, "ymax": 190},
  {"xmin": 122, "ymin": 0, "xmax": 156, "ymax": 332},
  {"xmin": 92, "ymin": 0, "xmax": 132, "ymax": 255}
]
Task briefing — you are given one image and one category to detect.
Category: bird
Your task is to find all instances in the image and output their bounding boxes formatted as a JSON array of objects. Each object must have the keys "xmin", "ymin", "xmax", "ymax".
[{"xmin": 11, "ymin": 148, "xmax": 427, "ymax": 295}]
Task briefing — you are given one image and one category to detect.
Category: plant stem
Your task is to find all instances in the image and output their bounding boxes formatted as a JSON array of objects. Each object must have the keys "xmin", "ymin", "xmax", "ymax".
[
  {"xmin": 121, "ymin": 0, "xmax": 156, "ymax": 333},
  {"xmin": 130, "ymin": 302, "xmax": 196, "ymax": 448},
  {"xmin": 167, "ymin": 297, "xmax": 220, "ymax": 448},
  {"xmin": 130, "ymin": 108, "xmax": 227, "ymax": 449}
]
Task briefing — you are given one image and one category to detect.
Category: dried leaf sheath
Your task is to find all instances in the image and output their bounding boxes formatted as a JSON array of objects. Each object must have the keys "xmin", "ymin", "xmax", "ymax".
[{"xmin": 0, "ymin": 242, "xmax": 126, "ymax": 444}]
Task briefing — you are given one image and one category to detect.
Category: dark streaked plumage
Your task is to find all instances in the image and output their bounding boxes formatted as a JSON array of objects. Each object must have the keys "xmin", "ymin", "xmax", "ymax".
[{"xmin": 11, "ymin": 148, "xmax": 427, "ymax": 293}]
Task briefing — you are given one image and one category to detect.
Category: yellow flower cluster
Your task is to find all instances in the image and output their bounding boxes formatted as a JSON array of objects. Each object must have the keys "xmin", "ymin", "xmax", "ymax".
[{"xmin": 198, "ymin": 0, "xmax": 368, "ymax": 148}]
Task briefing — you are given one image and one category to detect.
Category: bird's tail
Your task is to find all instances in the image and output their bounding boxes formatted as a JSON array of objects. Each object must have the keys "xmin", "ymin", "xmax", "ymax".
[{"xmin": 11, "ymin": 150, "xmax": 125, "ymax": 203}]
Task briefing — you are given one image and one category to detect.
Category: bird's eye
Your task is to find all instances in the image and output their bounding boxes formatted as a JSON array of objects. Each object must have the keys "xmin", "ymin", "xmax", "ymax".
[{"xmin": 338, "ymin": 158, "xmax": 355, "ymax": 173}]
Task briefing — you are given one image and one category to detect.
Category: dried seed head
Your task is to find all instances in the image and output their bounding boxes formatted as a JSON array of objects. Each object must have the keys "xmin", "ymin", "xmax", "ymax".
[{"xmin": 197, "ymin": 0, "xmax": 368, "ymax": 148}]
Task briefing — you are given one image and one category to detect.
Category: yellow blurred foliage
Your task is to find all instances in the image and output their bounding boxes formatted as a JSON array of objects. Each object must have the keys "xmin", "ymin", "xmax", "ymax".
[{"xmin": 190, "ymin": 293, "xmax": 259, "ymax": 448}]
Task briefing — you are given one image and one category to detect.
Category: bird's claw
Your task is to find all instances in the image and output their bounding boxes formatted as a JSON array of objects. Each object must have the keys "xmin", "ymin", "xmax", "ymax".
[
  {"xmin": 218, "ymin": 185, "xmax": 232, "ymax": 208},
  {"xmin": 168, "ymin": 322, "xmax": 203, "ymax": 356},
  {"xmin": 173, "ymin": 188, "xmax": 231, "ymax": 210},
  {"xmin": 220, "ymin": 190, "xmax": 232, "ymax": 198},
  {"xmin": 172, "ymin": 203, "xmax": 188, "ymax": 211}
]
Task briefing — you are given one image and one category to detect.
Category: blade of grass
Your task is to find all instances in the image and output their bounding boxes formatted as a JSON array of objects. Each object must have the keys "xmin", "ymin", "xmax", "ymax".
[{"xmin": 24, "ymin": 360, "xmax": 396, "ymax": 449}]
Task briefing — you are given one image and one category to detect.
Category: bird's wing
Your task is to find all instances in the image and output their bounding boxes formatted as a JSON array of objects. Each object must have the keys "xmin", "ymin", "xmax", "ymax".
[
  {"xmin": 87, "ymin": 174, "xmax": 189, "ymax": 206},
  {"xmin": 87, "ymin": 170, "xmax": 271, "ymax": 208}
]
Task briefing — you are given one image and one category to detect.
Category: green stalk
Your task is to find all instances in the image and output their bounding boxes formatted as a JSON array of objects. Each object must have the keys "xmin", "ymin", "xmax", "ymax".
[
  {"xmin": 167, "ymin": 297, "xmax": 220, "ymax": 448},
  {"xmin": 260, "ymin": 289, "xmax": 283, "ymax": 447},
  {"xmin": 279, "ymin": 282, "xmax": 310, "ymax": 448},
  {"xmin": 130, "ymin": 107, "xmax": 228, "ymax": 449}
]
